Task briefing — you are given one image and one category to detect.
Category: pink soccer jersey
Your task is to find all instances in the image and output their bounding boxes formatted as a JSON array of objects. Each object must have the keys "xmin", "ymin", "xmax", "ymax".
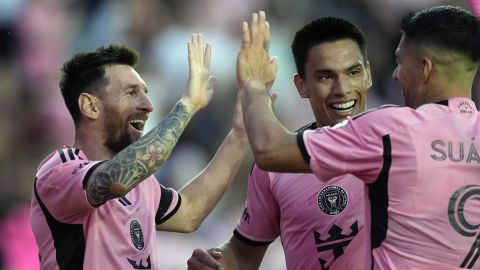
[
  {"xmin": 299, "ymin": 97, "xmax": 480, "ymax": 269},
  {"xmin": 235, "ymin": 124, "xmax": 371, "ymax": 270},
  {"xmin": 30, "ymin": 148, "xmax": 181, "ymax": 270}
]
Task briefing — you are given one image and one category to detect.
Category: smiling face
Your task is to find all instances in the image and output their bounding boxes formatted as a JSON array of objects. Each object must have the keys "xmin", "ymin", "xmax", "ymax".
[
  {"xmin": 294, "ymin": 39, "xmax": 372, "ymax": 127},
  {"xmin": 98, "ymin": 64, "xmax": 154, "ymax": 154}
]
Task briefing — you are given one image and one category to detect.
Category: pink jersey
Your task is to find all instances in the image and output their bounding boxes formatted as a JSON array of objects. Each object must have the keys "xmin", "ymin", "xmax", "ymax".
[
  {"xmin": 300, "ymin": 98, "xmax": 480, "ymax": 269},
  {"xmin": 31, "ymin": 148, "xmax": 181, "ymax": 270},
  {"xmin": 235, "ymin": 123, "xmax": 371, "ymax": 270}
]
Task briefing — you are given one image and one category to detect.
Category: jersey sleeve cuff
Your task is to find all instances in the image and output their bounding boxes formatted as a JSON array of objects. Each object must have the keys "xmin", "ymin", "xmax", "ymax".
[
  {"xmin": 233, "ymin": 229, "xmax": 273, "ymax": 246},
  {"xmin": 296, "ymin": 131, "xmax": 311, "ymax": 164},
  {"xmin": 155, "ymin": 192, "xmax": 182, "ymax": 224}
]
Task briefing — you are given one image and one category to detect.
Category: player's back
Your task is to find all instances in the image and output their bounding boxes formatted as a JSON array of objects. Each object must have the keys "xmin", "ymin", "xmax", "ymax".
[{"xmin": 373, "ymin": 98, "xmax": 480, "ymax": 269}]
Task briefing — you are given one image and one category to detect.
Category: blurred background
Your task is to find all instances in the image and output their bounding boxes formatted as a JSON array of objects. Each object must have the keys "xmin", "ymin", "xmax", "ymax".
[{"xmin": 0, "ymin": 0, "xmax": 477, "ymax": 269}]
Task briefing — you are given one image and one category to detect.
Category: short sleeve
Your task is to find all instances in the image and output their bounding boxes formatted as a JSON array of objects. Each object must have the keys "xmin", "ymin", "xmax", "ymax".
[
  {"xmin": 234, "ymin": 165, "xmax": 280, "ymax": 245},
  {"xmin": 155, "ymin": 184, "xmax": 181, "ymax": 224},
  {"xmin": 301, "ymin": 114, "xmax": 389, "ymax": 183},
  {"xmin": 35, "ymin": 160, "xmax": 104, "ymax": 223}
]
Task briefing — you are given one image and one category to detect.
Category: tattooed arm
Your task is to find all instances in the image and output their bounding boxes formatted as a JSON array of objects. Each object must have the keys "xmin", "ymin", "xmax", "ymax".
[{"xmin": 86, "ymin": 34, "xmax": 215, "ymax": 206}]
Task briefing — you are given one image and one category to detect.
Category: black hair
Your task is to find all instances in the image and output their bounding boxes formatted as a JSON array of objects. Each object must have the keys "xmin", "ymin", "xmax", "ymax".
[
  {"xmin": 291, "ymin": 17, "xmax": 367, "ymax": 78},
  {"xmin": 59, "ymin": 45, "xmax": 139, "ymax": 126},
  {"xmin": 400, "ymin": 5, "xmax": 480, "ymax": 62}
]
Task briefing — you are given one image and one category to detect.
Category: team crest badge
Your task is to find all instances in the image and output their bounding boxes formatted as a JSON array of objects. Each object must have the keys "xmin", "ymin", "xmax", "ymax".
[
  {"xmin": 318, "ymin": 185, "xmax": 348, "ymax": 215},
  {"xmin": 130, "ymin": 220, "xmax": 145, "ymax": 250}
]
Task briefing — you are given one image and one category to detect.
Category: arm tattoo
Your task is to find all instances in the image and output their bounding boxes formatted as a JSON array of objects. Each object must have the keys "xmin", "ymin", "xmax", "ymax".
[{"xmin": 87, "ymin": 101, "xmax": 192, "ymax": 205}]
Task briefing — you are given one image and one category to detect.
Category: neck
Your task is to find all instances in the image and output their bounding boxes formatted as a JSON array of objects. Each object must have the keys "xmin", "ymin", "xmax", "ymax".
[
  {"xmin": 73, "ymin": 126, "xmax": 115, "ymax": 160},
  {"xmin": 424, "ymin": 52, "xmax": 476, "ymax": 104},
  {"xmin": 424, "ymin": 77, "xmax": 473, "ymax": 105}
]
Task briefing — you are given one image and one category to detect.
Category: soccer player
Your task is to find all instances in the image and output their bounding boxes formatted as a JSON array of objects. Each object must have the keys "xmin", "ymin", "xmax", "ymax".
[
  {"xmin": 236, "ymin": 8, "xmax": 480, "ymax": 269},
  {"xmin": 187, "ymin": 17, "xmax": 372, "ymax": 270},
  {"xmin": 30, "ymin": 35, "xmax": 249, "ymax": 269}
]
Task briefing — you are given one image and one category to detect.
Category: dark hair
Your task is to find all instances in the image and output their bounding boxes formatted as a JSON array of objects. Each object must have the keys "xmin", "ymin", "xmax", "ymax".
[
  {"xmin": 291, "ymin": 17, "xmax": 367, "ymax": 78},
  {"xmin": 400, "ymin": 5, "xmax": 480, "ymax": 62},
  {"xmin": 59, "ymin": 45, "xmax": 139, "ymax": 126}
]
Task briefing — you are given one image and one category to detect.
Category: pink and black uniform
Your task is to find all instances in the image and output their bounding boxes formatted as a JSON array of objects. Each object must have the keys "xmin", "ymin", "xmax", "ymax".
[
  {"xmin": 235, "ymin": 123, "xmax": 371, "ymax": 270},
  {"xmin": 31, "ymin": 148, "xmax": 181, "ymax": 270},
  {"xmin": 299, "ymin": 98, "xmax": 480, "ymax": 269}
]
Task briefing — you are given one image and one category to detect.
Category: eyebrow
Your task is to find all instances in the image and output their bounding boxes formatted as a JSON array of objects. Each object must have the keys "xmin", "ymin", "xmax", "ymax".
[
  {"xmin": 125, "ymin": 83, "xmax": 149, "ymax": 94},
  {"xmin": 313, "ymin": 63, "xmax": 364, "ymax": 75},
  {"xmin": 347, "ymin": 63, "xmax": 363, "ymax": 70}
]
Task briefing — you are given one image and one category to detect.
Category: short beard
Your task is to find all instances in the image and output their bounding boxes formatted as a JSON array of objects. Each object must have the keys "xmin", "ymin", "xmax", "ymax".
[{"xmin": 105, "ymin": 128, "xmax": 135, "ymax": 155}]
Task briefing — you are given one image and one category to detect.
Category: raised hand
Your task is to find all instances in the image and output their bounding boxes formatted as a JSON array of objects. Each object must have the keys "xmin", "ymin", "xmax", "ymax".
[
  {"xmin": 236, "ymin": 11, "xmax": 278, "ymax": 92},
  {"xmin": 182, "ymin": 34, "xmax": 216, "ymax": 112},
  {"xmin": 187, "ymin": 248, "xmax": 224, "ymax": 270}
]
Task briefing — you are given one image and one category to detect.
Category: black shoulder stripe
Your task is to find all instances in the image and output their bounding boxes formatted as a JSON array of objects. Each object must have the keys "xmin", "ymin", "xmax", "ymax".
[
  {"xmin": 296, "ymin": 131, "xmax": 311, "ymax": 163},
  {"xmin": 233, "ymin": 229, "xmax": 273, "ymax": 246},
  {"xmin": 351, "ymin": 105, "xmax": 400, "ymax": 121},
  {"xmin": 58, "ymin": 148, "xmax": 84, "ymax": 163},
  {"xmin": 67, "ymin": 148, "xmax": 75, "ymax": 160},
  {"xmin": 73, "ymin": 149, "xmax": 83, "ymax": 159},
  {"xmin": 58, "ymin": 150, "xmax": 67, "ymax": 163}
]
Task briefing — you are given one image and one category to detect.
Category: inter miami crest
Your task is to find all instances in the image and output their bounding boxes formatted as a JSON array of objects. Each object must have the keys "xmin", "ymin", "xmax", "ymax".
[
  {"xmin": 318, "ymin": 185, "xmax": 348, "ymax": 215},
  {"xmin": 130, "ymin": 220, "xmax": 145, "ymax": 250},
  {"xmin": 449, "ymin": 185, "xmax": 480, "ymax": 269}
]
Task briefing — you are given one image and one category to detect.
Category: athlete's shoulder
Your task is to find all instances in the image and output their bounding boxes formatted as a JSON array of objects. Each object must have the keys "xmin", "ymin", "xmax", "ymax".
[
  {"xmin": 37, "ymin": 148, "xmax": 85, "ymax": 176},
  {"xmin": 345, "ymin": 104, "xmax": 420, "ymax": 132},
  {"xmin": 351, "ymin": 104, "xmax": 404, "ymax": 121},
  {"xmin": 295, "ymin": 122, "xmax": 317, "ymax": 132}
]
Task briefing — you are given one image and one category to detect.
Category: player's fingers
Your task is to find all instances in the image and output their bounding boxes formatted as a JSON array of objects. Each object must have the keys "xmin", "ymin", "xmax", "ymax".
[
  {"xmin": 187, "ymin": 257, "xmax": 218, "ymax": 270},
  {"xmin": 264, "ymin": 21, "xmax": 271, "ymax": 51},
  {"xmin": 191, "ymin": 34, "xmax": 197, "ymax": 50},
  {"xmin": 204, "ymin": 43, "xmax": 212, "ymax": 69},
  {"xmin": 271, "ymin": 56, "xmax": 279, "ymax": 76},
  {"xmin": 258, "ymin": 11, "xmax": 266, "ymax": 28},
  {"xmin": 190, "ymin": 34, "xmax": 197, "ymax": 62},
  {"xmin": 207, "ymin": 248, "xmax": 224, "ymax": 260},
  {"xmin": 187, "ymin": 41, "xmax": 193, "ymax": 65},
  {"xmin": 198, "ymin": 34, "xmax": 204, "ymax": 62},
  {"xmin": 190, "ymin": 249, "xmax": 223, "ymax": 269},
  {"xmin": 250, "ymin": 12, "xmax": 259, "ymax": 44},
  {"xmin": 270, "ymin": 57, "xmax": 279, "ymax": 81},
  {"xmin": 259, "ymin": 11, "xmax": 267, "ymax": 41},
  {"xmin": 270, "ymin": 92, "xmax": 279, "ymax": 103},
  {"xmin": 208, "ymin": 76, "xmax": 217, "ymax": 92},
  {"xmin": 241, "ymin": 21, "xmax": 251, "ymax": 48}
]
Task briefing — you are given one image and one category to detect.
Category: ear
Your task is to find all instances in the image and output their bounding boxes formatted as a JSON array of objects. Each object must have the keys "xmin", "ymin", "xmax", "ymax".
[
  {"xmin": 78, "ymin": 93, "xmax": 100, "ymax": 120},
  {"xmin": 293, "ymin": 73, "xmax": 308, "ymax": 98},
  {"xmin": 365, "ymin": 61, "xmax": 373, "ymax": 90},
  {"xmin": 420, "ymin": 57, "xmax": 433, "ymax": 83}
]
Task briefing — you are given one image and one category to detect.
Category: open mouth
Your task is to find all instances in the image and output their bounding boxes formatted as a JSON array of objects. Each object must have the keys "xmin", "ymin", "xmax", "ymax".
[
  {"xmin": 331, "ymin": 100, "xmax": 357, "ymax": 113},
  {"xmin": 129, "ymin": 119, "xmax": 146, "ymax": 132}
]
